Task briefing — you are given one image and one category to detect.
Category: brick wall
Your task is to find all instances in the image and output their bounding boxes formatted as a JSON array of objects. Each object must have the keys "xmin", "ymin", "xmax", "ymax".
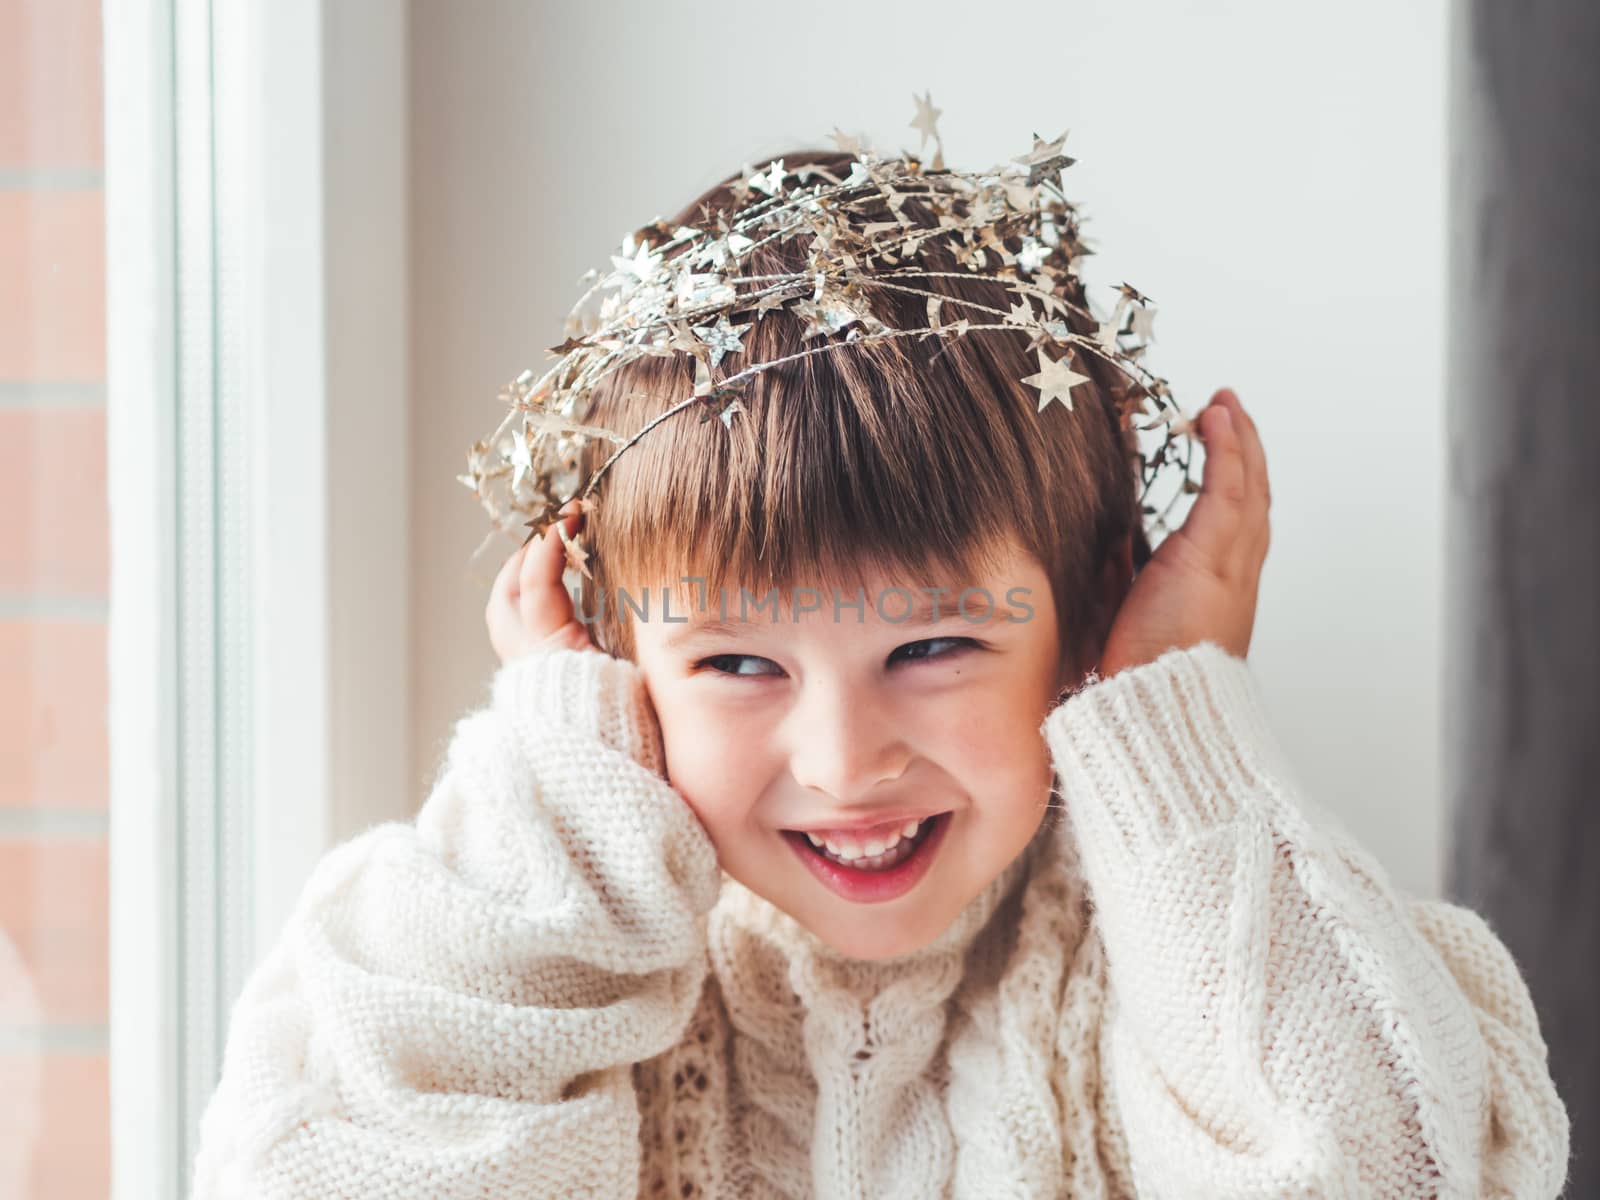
[{"xmin": 0, "ymin": 0, "xmax": 111, "ymax": 1195}]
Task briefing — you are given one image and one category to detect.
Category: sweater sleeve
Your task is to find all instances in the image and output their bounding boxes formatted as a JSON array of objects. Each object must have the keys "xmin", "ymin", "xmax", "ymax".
[
  {"xmin": 190, "ymin": 646, "xmax": 722, "ymax": 1199},
  {"xmin": 1041, "ymin": 640, "xmax": 1570, "ymax": 1200}
]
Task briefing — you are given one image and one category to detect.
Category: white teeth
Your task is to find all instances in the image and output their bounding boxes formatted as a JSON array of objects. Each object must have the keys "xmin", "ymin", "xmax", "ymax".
[
  {"xmin": 811, "ymin": 830, "xmax": 921, "ymax": 872},
  {"xmin": 800, "ymin": 816, "xmax": 934, "ymax": 862}
]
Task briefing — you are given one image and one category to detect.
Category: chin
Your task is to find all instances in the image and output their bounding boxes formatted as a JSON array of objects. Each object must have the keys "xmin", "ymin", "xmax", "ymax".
[{"xmin": 808, "ymin": 911, "xmax": 949, "ymax": 963}]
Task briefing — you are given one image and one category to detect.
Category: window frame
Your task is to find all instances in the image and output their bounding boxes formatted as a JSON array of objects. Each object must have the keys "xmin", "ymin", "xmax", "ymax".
[{"xmin": 104, "ymin": 1, "xmax": 408, "ymax": 1192}]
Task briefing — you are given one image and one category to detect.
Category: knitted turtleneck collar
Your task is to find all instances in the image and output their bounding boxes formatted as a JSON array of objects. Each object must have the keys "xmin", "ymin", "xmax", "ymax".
[{"xmin": 699, "ymin": 816, "xmax": 1076, "ymax": 1198}]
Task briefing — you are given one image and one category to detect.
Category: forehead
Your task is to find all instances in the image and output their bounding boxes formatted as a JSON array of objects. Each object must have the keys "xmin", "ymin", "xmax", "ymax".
[{"xmin": 628, "ymin": 538, "xmax": 1052, "ymax": 649}]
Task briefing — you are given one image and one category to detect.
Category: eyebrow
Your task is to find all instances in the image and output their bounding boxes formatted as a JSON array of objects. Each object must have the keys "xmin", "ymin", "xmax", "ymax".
[{"xmin": 660, "ymin": 589, "xmax": 1003, "ymax": 648}]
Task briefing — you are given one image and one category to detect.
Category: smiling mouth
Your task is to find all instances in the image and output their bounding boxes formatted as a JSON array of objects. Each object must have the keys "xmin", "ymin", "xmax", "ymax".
[
  {"xmin": 779, "ymin": 811, "xmax": 953, "ymax": 903},
  {"xmin": 782, "ymin": 812, "xmax": 947, "ymax": 872}
]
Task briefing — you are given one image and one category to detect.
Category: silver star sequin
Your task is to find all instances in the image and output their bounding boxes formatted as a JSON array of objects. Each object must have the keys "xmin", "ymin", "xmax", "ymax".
[
  {"xmin": 693, "ymin": 315, "xmax": 751, "ymax": 367},
  {"xmin": 909, "ymin": 90, "xmax": 943, "ymax": 150},
  {"xmin": 1020, "ymin": 347, "xmax": 1091, "ymax": 413}
]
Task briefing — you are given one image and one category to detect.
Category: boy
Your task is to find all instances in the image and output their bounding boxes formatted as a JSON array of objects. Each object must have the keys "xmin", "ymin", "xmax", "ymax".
[{"xmin": 195, "ymin": 137, "xmax": 1568, "ymax": 1198}]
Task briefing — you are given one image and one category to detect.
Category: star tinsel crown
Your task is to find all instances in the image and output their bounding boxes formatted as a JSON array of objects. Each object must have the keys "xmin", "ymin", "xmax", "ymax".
[{"xmin": 458, "ymin": 93, "xmax": 1203, "ymax": 579}]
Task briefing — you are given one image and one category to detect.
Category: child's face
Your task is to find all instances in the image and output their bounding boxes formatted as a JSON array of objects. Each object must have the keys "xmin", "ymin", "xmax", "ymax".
[{"xmin": 630, "ymin": 537, "xmax": 1068, "ymax": 961}]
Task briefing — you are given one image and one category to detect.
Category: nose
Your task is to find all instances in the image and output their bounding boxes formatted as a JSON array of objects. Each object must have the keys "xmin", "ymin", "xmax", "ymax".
[{"xmin": 786, "ymin": 677, "xmax": 912, "ymax": 805}]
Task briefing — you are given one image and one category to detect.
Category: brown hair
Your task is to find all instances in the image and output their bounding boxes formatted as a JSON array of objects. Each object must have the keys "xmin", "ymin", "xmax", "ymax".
[{"xmin": 573, "ymin": 148, "xmax": 1150, "ymax": 678}]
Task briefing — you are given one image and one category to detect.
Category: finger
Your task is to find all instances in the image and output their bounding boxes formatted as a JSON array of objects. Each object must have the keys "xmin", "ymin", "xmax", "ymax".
[
  {"xmin": 1177, "ymin": 399, "xmax": 1249, "ymax": 570},
  {"xmin": 492, "ymin": 541, "xmax": 531, "ymax": 608},
  {"xmin": 486, "ymin": 543, "xmax": 531, "ymax": 655},
  {"xmin": 520, "ymin": 509, "xmax": 582, "ymax": 633},
  {"xmin": 1213, "ymin": 388, "xmax": 1270, "ymax": 512},
  {"xmin": 1212, "ymin": 391, "xmax": 1272, "ymax": 574}
]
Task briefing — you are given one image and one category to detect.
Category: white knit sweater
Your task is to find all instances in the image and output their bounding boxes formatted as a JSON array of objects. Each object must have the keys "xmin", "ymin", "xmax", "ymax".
[{"xmin": 191, "ymin": 640, "xmax": 1569, "ymax": 1198}]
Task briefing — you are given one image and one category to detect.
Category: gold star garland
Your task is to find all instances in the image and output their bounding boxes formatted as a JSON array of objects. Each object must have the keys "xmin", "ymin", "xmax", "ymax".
[{"xmin": 458, "ymin": 94, "xmax": 1203, "ymax": 577}]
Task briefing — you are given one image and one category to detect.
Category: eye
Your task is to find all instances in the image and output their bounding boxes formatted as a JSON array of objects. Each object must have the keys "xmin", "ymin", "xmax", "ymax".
[
  {"xmin": 694, "ymin": 638, "xmax": 980, "ymax": 679},
  {"xmin": 696, "ymin": 653, "xmax": 782, "ymax": 678},
  {"xmin": 890, "ymin": 637, "xmax": 978, "ymax": 665}
]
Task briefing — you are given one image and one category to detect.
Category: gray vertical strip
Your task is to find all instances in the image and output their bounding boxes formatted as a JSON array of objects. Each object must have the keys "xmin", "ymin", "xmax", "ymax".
[
  {"xmin": 1445, "ymin": 2, "xmax": 1599, "ymax": 1194},
  {"xmin": 160, "ymin": 4, "xmax": 260, "ymax": 1189},
  {"xmin": 209, "ymin": 0, "xmax": 255, "ymax": 1129},
  {"xmin": 170, "ymin": 0, "xmax": 253, "ymax": 1184},
  {"xmin": 105, "ymin": 0, "xmax": 185, "ymax": 1193},
  {"xmin": 172, "ymin": 0, "xmax": 214, "ymax": 1179}
]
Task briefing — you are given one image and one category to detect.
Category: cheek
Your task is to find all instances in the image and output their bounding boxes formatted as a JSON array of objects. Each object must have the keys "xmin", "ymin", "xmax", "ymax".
[
  {"xmin": 923, "ymin": 677, "xmax": 1042, "ymax": 751},
  {"xmin": 917, "ymin": 685, "xmax": 1055, "ymax": 794}
]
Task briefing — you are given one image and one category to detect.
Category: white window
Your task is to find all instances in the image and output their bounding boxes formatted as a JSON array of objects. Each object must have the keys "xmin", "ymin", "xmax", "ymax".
[{"xmin": 104, "ymin": 2, "xmax": 407, "ymax": 1193}]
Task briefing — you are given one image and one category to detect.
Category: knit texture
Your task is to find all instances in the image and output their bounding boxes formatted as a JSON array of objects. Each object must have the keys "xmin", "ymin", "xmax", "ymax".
[{"xmin": 190, "ymin": 640, "xmax": 1570, "ymax": 1198}]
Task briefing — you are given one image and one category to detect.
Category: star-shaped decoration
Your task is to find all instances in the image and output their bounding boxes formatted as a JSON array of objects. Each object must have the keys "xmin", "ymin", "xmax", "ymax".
[
  {"xmin": 1015, "ymin": 130, "xmax": 1070, "ymax": 167},
  {"xmin": 694, "ymin": 231, "xmax": 755, "ymax": 271},
  {"xmin": 792, "ymin": 295, "xmax": 862, "ymax": 340},
  {"xmin": 830, "ymin": 127, "xmax": 866, "ymax": 156},
  {"xmin": 749, "ymin": 159, "xmax": 787, "ymax": 198},
  {"xmin": 609, "ymin": 235, "xmax": 660, "ymax": 284},
  {"xmin": 909, "ymin": 90, "xmax": 942, "ymax": 150},
  {"xmin": 1020, "ymin": 347, "xmax": 1090, "ymax": 413},
  {"xmin": 547, "ymin": 335, "xmax": 588, "ymax": 358},
  {"xmin": 1128, "ymin": 304, "xmax": 1157, "ymax": 341},
  {"xmin": 507, "ymin": 427, "xmax": 536, "ymax": 491},
  {"xmin": 663, "ymin": 321, "xmax": 700, "ymax": 355},
  {"xmin": 952, "ymin": 240, "xmax": 983, "ymax": 269},
  {"xmin": 461, "ymin": 438, "xmax": 490, "ymax": 475},
  {"xmin": 676, "ymin": 270, "xmax": 735, "ymax": 310},
  {"xmin": 523, "ymin": 409, "xmax": 624, "ymax": 444},
  {"xmin": 524, "ymin": 500, "xmax": 562, "ymax": 541},
  {"xmin": 1024, "ymin": 318, "xmax": 1071, "ymax": 354},
  {"xmin": 692, "ymin": 356, "xmax": 714, "ymax": 397},
  {"xmin": 725, "ymin": 170, "xmax": 755, "ymax": 205},
  {"xmin": 1035, "ymin": 288, "xmax": 1072, "ymax": 320},
  {"xmin": 1015, "ymin": 237, "xmax": 1050, "ymax": 274},
  {"xmin": 1001, "ymin": 181, "xmax": 1040, "ymax": 214},
  {"xmin": 556, "ymin": 523, "xmax": 592, "ymax": 579},
  {"xmin": 1003, "ymin": 296, "xmax": 1036, "ymax": 326},
  {"xmin": 719, "ymin": 399, "xmax": 745, "ymax": 429},
  {"xmin": 692, "ymin": 314, "xmax": 751, "ymax": 367},
  {"xmin": 1012, "ymin": 129, "xmax": 1076, "ymax": 188},
  {"xmin": 843, "ymin": 159, "xmax": 874, "ymax": 190},
  {"xmin": 751, "ymin": 287, "xmax": 792, "ymax": 317},
  {"xmin": 1142, "ymin": 406, "xmax": 1199, "ymax": 440}
]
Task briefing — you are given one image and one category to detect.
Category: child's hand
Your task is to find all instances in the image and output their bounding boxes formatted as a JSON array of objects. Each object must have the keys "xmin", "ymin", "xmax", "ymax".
[
  {"xmin": 1097, "ymin": 388, "xmax": 1271, "ymax": 679},
  {"xmin": 485, "ymin": 501, "xmax": 602, "ymax": 664}
]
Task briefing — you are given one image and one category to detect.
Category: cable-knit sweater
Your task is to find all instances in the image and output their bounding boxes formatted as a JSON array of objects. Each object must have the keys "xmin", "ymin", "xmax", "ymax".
[{"xmin": 190, "ymin": 640, "xmax": 1570, "ymax": 1198}]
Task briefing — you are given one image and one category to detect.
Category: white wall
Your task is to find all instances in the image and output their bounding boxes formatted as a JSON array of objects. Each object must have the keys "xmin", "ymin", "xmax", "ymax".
[{"xmin": 407, "ymin": 0, "xmax": 1448, "ymax": 896}]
